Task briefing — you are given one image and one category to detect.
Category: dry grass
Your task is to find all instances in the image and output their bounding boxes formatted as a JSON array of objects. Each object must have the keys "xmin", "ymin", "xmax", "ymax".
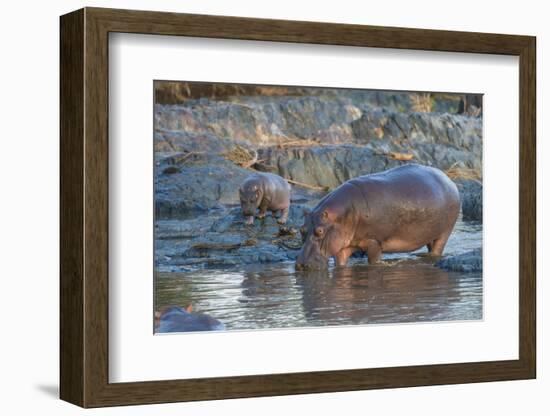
[
  {"xmin": 155, "ymin": 81, "xmax": 311, "ymax": 104},
  {"xmin": 372, "ymin": 151, "xmax": 414, "ymax": 161},
  {"xmin": 410, "ymin": 93, "xmax": 433, "ymax": 112},
  {"xmin": 224, "ymin": 145, "xmax": 259, "ymax": 168},
  {"xmin": 445, "ymin": 164, "xmax": 481, "ymax": 181}
]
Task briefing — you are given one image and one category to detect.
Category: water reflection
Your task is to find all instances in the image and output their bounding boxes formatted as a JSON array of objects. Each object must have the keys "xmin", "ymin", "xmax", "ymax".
[
  {"xmin": 155, "ymin": 258, "xmax": 482, "ymax": 332},
  {"xmin": 295, "ymin": 261, "xmax": 482, "ymax": 326}
]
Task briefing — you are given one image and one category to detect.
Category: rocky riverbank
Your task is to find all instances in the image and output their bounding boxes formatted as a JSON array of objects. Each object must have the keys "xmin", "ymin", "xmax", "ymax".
[{"xmin": 154, "ymin": 90, "xmax": 483, "ymax": 272}]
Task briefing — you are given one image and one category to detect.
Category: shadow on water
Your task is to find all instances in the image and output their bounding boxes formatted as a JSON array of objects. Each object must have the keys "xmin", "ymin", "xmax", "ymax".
[{"xmin": 156, "ymin": 256, "xmax": 482, "ymax": 332}]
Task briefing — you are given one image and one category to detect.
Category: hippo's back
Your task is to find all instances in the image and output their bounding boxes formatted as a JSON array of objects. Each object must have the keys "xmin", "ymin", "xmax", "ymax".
[
  {"xmin": 260, "ymin": 172, "xmax": 291, "ymax": 190},
  {"xmin": 244, "ymin": 172, "xmax": 289, "ymax": 190},
  {"xmin": 351, "ymin": 164, "xmax": 459, "ymax": 207},
  {"xmin": 345, "ymin": 164, "xmax": 459, "ymax": 241}
]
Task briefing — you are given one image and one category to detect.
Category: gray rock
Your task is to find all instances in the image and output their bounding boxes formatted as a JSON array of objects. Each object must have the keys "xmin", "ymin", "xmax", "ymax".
[
  {"xmin": 155, "ymin": 156, "xmax": 250, "ymax": 217},
  {"xmin": 154, "ymin": 96, "xmax": 483, "ymax": 221},
  {"xmin": 257, "ymin": 145, "xmax": 403, "ymax": 189},
  {"xmin": 455, "ymin": 179, "xmax": 483, "ymax": 221},
  {"xmin": 350, "ymin": 110, "xmax": 482, "ymax": 172},
  {"xmin": 154, "ymin": 96, "xmax": 363, "ymax": 149},
  {"xmin": 155, "ymin": 203, "xmax": 312, "ymax": 272},
  {"xmin": 436, "ymin": 248, "xmax": 482, "ymax": 273},
  {"xmin": 154, "ymin": 129, "xmax": 238, "ymax": 154},
  {"xmin": 155, "ymin": 95, "xmax": 481, "ymax": 153}
]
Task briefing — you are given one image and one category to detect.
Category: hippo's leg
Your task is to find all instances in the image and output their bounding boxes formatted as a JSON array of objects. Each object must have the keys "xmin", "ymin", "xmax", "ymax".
[
  {"xmin": 335, "ymin": 247, "xmax": 356, "ymax": 266},
  {"xmin": 427, "ymin": 230, "xmax": 452, "ymax": 256},
  {"xmin": 365, "ymin": 239, "xmax": 382, "ymax": 264},
  {"xmin": 415, "ymin": 241, "xmax": 435, "ymax": 256},
  {"xmin": 277, "ymin": 207, "xmax": 289, "ymax": 224},
  {"xmin": 257, "ymin": 207, "xmax": 267, "ymax": 219},
  {"xmin": 257, "ymin": 200, "xmax": 268, "ymax": 219}
]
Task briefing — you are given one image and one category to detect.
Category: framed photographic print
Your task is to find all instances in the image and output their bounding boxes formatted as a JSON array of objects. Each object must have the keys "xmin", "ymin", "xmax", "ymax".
[{"xmin": 60, "ymin": 7, "xmax": 536, "ymax": 408}]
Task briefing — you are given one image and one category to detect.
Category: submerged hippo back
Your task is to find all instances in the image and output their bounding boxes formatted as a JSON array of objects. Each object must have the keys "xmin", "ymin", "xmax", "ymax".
[{"xmin": 157, "ymin": 306, "xmax": 225, "ymax": 333}]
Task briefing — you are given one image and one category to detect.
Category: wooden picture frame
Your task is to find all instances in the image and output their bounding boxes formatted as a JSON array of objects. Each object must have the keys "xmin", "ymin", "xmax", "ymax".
[{"xmin": 60, "ymin": 7, "xmax": 536, "ymax": 408}]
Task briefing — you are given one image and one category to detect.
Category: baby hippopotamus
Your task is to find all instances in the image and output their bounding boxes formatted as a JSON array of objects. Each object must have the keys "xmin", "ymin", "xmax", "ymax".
[
  {"xmin": 296, "ymin": 164, "xmax": 460, "ymax": 270},
  {"xmin": 155, "ymin": 305, "xmax": 225, "ymax": 333},
  {"xmin": 239, "ymin": 172, "xmax": 291, "ymax": 225}
]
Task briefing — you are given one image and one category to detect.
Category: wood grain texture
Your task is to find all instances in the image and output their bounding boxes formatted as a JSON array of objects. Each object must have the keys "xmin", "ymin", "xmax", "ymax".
[
  {"xmin": 83, "ymin": 10, "xmax": 110, "ymax": 406},
  {"xmin": 59, "ymin": 7, "xmax": 537, "ymax": 408},
  {"xmin": 518, "ymin": 38, "xmax": 536, "ymax": 376},
  {"xmin": 88, "ymin": 7, "xmax": 532, "ymax": 54},
  {"xmin": 59, "ymin": 8, "xmax": 84, "ymax": 407}
]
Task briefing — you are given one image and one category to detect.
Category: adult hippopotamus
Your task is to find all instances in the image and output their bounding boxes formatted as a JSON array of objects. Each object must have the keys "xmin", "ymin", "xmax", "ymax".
[
  {"xmin": 239, "ymin": 172, "xmax": 291, "ymax": 225},
  {"xmin": 155, "ymin": 305, "xmax": 225, "ymax": 333},
  {"xmin": 296, "ymin": 164, "xmax": 460, "ymax": 270}
]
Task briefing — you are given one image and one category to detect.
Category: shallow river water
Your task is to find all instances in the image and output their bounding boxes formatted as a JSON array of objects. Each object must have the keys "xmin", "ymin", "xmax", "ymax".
[{"xmin": 155, "ymin": 220, "xmax": 482, "ymax": 331}]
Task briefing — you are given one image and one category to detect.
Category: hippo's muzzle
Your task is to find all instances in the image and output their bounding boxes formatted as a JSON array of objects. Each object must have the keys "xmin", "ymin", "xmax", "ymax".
[
  {"xmin": 296, "ymin": 240, "xmax": 329, "ymax": 271},
  {"xmin": 241, "ymin": 203, "xmax": 257, "ymax": 217}
]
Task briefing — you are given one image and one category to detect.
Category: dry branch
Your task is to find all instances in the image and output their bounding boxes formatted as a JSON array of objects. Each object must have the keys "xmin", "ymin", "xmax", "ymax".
[
  {"xmin": 388, "ymin": 152, "xmax": 414, "ymax": 161},
  {"xmin": 175, "ymin": 151, "xmax": 200, "ymax": 164},
  {"xmin": 158, "ymin": 151, "xmax": 203, "ymax": 166},
  {"xmin": 373, "ymin": 151, "xmax": 414, "ymax": 161},
  {"xmin": 286, "ymin": 178, "xmax": 329, "ymax": 191},
  {"xmin": 241, "ymin": 149, "xmax": 259, "ymax": 168},
  {"xmin": 277, "ymin": 139, "xmax": 320, "ymax": 149}
]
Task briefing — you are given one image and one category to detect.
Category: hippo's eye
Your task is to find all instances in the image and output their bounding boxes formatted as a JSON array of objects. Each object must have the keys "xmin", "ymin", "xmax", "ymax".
[{"xmin": 314, "ymin": 226, "xmax": 324, "ymax": 237}]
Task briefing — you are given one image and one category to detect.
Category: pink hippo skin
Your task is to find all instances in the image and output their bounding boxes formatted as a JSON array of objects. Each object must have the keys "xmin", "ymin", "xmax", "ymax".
[
  {"xmin": 296, "ymin": 164, "xmax": 460, "ymax": 270},
  {"xmin": 239, "ymin": 172, "xmax": 291, "ymax": 225}
]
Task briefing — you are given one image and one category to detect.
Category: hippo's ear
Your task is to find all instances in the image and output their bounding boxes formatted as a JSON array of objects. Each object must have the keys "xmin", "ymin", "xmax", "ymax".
[
  {"xmin": 322, "ymin": 210, "xmax": 329, "ymax": 220},
  {"xmin": 186, "ymin": 304, "xmax": 193, "ymax": 313}
]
